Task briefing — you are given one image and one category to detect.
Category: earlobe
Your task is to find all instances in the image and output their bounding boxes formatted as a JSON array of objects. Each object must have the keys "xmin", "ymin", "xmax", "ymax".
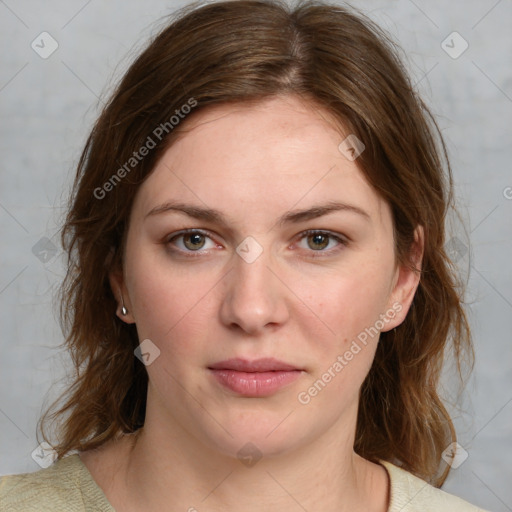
[
  {"xmin": 382, "ymin": 225, "xmax": 424, "ymax": 332},
  {"xmin": 108, "ymin": 270, "xmax": 135, "ymax": 324},
  {"xmin": 120, "ymin": 295, "xmax": 129, "ymax": 316}
]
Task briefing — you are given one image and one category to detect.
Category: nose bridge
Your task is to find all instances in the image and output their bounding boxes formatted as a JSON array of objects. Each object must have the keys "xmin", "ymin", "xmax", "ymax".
[
  {"xmin": 235, "ymin": 246, "xmax": 272, "ymax": 294},
  {"xmin": 220, "ymin": 237, "xmax": 288, "ymax": 333}
]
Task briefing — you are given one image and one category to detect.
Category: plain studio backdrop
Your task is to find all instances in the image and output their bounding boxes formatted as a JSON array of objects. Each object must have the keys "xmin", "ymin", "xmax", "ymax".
[{"xmin": 0, "ymin": 1, "xmax": 511, "ymax": 510}]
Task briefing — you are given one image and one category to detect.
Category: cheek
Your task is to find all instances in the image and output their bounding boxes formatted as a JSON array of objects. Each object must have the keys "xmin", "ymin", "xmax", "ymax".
[
  {"xmin": 125, "ymin": 249, "xmax": 219, "ymax": 361},
  {"xmin": 297, "ymin": 263, "xmax": 393, "ymax": 346},
  {"xmin": 292, "ymin": 256, "xmax": 395, "ymax": 405},
  {"xmin": 295, "ymin": 270, "xmax": 386, "ymax": 409}
]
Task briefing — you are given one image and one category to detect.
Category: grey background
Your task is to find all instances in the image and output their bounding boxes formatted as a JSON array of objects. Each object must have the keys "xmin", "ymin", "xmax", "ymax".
[{"xmin": 0, "ymin": 0, "xmax": 511, "ymax": 510}]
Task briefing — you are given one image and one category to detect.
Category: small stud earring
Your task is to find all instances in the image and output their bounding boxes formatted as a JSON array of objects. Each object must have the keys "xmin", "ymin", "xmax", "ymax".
[{"xmin": 120, "ymin": 295, "xmax": 128, "ymax": 316}]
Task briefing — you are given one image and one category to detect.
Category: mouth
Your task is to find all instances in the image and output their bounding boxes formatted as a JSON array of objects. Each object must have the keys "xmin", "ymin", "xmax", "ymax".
[{"xmin": 207, "ymin": 358, "xmax": 304, "ymax": 397}]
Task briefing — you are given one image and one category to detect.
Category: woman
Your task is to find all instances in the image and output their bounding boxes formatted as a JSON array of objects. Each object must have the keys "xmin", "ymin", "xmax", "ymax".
[{"xmin": 0, "ymin": 0, "xmax": 488, "ymax": 510}]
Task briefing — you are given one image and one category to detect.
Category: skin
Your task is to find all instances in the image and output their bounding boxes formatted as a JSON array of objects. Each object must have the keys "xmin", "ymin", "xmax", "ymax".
[{"xmin": 81, "ymin": 95, "xmax": 423, "ymax": 512}]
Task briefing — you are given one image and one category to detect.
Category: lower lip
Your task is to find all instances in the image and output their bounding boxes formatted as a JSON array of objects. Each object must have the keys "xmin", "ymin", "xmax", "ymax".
[{"xmin": 209, "ymin": 369, "xmax": 302, "ymax": 397}]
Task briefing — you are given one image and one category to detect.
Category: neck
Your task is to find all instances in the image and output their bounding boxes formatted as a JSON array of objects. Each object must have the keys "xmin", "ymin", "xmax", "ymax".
[{"xmin": 85, "ymin": 407, "xmax": 389, "ymax": 512}]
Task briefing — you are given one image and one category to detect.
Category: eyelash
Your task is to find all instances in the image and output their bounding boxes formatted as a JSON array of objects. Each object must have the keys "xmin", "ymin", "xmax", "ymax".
[{"xmin": 164, "ymin": 229, "xmax": 348, "ymax": 258}]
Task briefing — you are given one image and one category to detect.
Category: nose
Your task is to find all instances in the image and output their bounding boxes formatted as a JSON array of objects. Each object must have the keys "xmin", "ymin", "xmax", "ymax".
[{"xmin": 219, "ymin": 245, "xmax": 290, "ymax": 335}]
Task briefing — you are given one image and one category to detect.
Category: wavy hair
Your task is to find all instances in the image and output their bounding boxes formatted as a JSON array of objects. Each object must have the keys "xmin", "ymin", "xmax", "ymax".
[{"xmin": 41, "ymin": 0, "xmax": 473, "ymax": 487}]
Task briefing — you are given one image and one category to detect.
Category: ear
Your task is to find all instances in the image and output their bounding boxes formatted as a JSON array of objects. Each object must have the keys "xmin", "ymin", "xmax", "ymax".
[
  {"xmin": 109, "ymin": 267, "xmax": 136, "ymax": 325},
  {"xmin": 381, "ymin": 225, "xmax": 424, "ymax": 332}
]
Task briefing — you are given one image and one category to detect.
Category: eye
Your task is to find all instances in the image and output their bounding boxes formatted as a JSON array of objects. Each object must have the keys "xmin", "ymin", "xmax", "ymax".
[
  {"xmin": 166, "ymin": 229, "xmax": 218, "ymax": 254},
  {"xmin": 296, "ymin": 230, "xmax": 347, "ymax": 255},
  {"xmin": 165, "ymin": 228, "xmax": 348, "ymax": 258}
]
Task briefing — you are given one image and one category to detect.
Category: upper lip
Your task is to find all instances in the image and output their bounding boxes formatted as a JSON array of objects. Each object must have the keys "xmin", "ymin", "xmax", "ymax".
[{"xmin": 208, "ymin": 358, "xmax": 301, "ymax": 372}]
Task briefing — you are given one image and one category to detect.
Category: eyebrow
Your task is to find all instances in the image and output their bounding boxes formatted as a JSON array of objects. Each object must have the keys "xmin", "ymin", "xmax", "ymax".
[{"xmin": 145, "ymin": 200, "xmax": 370, "ymax": 227}]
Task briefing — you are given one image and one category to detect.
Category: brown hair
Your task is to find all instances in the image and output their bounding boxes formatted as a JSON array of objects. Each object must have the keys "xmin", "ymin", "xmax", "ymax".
[{"xmin": 41, "ymin": 0, "xmax": 473, "ymax": 486}]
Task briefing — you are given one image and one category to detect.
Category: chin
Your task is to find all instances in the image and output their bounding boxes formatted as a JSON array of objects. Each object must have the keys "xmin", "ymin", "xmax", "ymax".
[
  {"xmin": 193, "ymin": 407, "xmax": 305, "ymax": 461},
  {"xmin": 209, "ymin": 431, "xmax": 301, "ymax": 463}
]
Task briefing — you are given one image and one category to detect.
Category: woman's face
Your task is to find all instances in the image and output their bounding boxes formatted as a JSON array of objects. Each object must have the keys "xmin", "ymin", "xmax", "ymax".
[{"xmin": 113, "ymin": 95, "xmax": 421, "ymax": 459}]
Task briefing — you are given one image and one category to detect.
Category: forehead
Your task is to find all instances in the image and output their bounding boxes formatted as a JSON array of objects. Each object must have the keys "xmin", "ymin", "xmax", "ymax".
[{"xmin": 133, "ymin": 96, "xmax": 389, "ymax": 228}]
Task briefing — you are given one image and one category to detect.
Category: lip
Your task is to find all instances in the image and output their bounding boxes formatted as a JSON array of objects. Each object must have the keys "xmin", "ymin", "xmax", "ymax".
[
  {"xmin": 209, "ymin": 357, "xmax": 300, "ymax": 372},
  {"xmin": 208, "ymin": 358, "xmax": 304, "ymax": 397}
]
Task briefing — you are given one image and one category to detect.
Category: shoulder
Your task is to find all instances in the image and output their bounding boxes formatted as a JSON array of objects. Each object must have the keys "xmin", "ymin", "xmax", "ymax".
[
  {"xmin": 380, "ymin": 460, "xmax": 489, "ymax": 512},
  {"xmin": 0, "ymin": 454, "xmax": 114, "ymax": 512}
]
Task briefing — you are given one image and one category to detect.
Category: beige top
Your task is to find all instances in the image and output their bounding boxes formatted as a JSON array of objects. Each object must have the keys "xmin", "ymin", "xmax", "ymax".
[{"xmin": 0, "ymin": 454, "xmax": 488, "ymax": 511}]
